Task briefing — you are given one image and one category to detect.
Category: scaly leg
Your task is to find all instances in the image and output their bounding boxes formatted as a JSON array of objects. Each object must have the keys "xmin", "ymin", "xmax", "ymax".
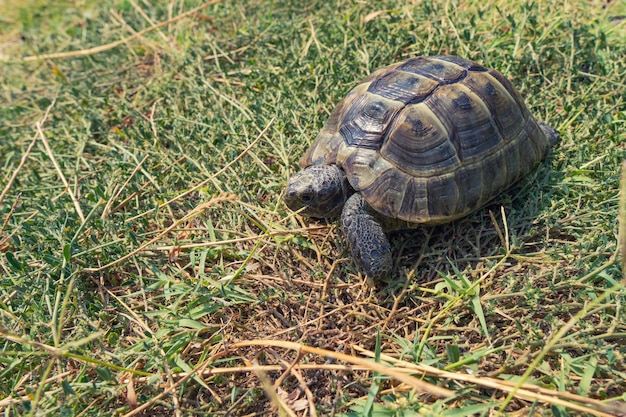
[{"xmin": 340, "ymin": 193, "xmax": 392, "ymax": 280}]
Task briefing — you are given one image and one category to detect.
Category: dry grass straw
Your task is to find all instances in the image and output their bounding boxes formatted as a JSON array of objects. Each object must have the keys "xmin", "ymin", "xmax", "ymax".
[
  {"xmin": 83, "ymin": 193, "xmax": 238, "ymax": 272},
  {"xmin": 102, "ymin": 338, "xmax": 625, "ymax": 417}
]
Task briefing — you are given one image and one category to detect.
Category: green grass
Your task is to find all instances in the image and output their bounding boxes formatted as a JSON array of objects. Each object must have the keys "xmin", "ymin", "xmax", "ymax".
[{"xmin": 1, "ymin": 0, "xmax": 625, "ymax": 415}]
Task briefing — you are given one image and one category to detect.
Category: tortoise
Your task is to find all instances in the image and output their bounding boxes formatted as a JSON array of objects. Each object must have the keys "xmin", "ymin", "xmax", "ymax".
[{"xmin": 284, "ymin": 55, "xmax": 559, "ymax": 280}]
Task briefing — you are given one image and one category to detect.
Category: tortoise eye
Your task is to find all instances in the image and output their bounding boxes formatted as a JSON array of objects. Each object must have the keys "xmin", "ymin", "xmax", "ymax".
[{"xmin": 301, "ymin": 194, "xmax": 313, "ymax": 203}]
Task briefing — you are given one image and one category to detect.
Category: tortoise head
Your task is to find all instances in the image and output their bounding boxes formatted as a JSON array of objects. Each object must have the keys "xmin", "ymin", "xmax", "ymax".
[{"xmin": 285, "ymin": 165, "xmax": 351, "ymax": 219}]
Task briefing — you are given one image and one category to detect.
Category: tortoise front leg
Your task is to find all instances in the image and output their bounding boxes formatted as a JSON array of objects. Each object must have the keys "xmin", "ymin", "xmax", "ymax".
[{"xmin": 340, "ymin": 193, "xmax": 392, "ymax": 280}]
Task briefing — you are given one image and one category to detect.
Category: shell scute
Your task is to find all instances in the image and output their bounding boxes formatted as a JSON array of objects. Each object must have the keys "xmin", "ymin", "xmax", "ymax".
[
  {"xmin": 454, "ymin": 165, "xmax": 485, "ymax": 215},
  {"xmin": 380, "ymin": 103, "xmax": 460, "ymax": 177},
  {"xmin": 426, "ymin": 174, "xmax": 459, "ymax": 219},
  {"xmin": 426, "ymin": 83, "xmax": 502, "ymax": 162},
  {"xmin": 463, "ymin": 71, "xmax": 526, "ymax": 142},
  {"xmin": 367, "ymin": 70, "xmax": 438, "ymax": 104},
  {"xmin": 398, "ymin": 56, "xmax": 467, "ymax": 84},
  {"xmin": 477, "ymin": 152, "xmax": 508, "ymax": 202},
  {"xmin": 359, "ymin": 169, "xmax": 411, "ymax": 219},
  {"xmin": 397, "ymin": 177, "xmax": 430, "ymax": 222},
  {"xmin": 339, "ymin": 94, "xmax": 403, "ymax": 150}
]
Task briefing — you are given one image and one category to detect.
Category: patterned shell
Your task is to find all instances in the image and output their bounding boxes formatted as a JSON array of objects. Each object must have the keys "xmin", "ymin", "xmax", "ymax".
[{"xmin": 301, "ymin": 55, "xmax": 553, "ymax": 224}]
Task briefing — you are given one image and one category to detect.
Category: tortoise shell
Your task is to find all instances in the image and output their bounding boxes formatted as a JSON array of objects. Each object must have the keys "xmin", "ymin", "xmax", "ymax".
[{"xmin": 301, "ymin": 55, "xmax": 554, "ymax": 224}]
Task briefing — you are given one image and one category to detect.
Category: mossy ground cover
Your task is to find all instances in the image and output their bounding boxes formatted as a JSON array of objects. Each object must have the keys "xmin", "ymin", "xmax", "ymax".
[{"xmin": 0, "ymin": 0, "xmax": 625, "ymax": 415}]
